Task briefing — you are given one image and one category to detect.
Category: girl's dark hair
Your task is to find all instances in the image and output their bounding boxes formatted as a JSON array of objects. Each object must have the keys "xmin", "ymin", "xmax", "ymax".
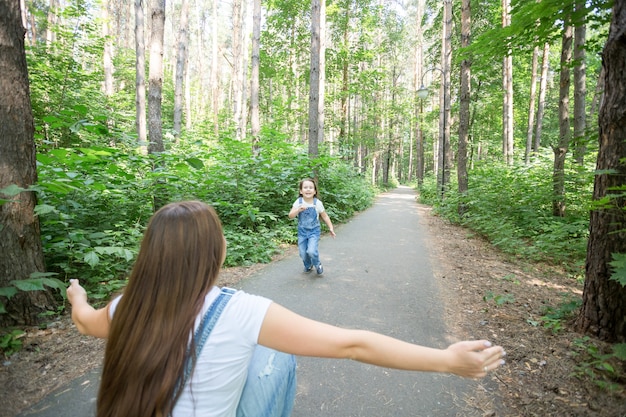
[{"xmin": 97, "ymin": 201, "xmax": 226, "ymax": 417}]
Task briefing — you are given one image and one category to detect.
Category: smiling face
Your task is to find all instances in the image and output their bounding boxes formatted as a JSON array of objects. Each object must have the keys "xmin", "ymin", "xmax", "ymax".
[{"xmin": 299, "ymin": 179, "xmax": 317, "ymax": 199}]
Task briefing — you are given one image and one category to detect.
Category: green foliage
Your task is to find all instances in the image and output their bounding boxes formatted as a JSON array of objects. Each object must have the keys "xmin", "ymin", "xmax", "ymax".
[
  {"xmin": 609, "ymin": 253, "xmax": 626, "ymax": 287},
  {"xmin": 0, "ymin": 329, "xmax": 25, "ymax": 358},
  {"xmin": 483, "ymin": 291, "xmax": 515, "ymax": 306},
  {"xmin": 0, "ymin": 272, "xmax": 66, "ymax": 315},
  {"xmin": 572, "ymin": 337, "xmax": 626, "ymax": 392},
  {"xmin": 539, "ymin": 294, "xmax": 582, "ymax": 334},
  {"xmin": 424, "ymin": 156, "xmax": 593, "ymax": 268}
]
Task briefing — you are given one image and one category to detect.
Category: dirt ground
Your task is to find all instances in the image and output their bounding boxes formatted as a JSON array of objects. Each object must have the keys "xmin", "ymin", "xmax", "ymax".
[{"xmin": 1, "ymin": 205, "xmax": 625, "ymax": 417}]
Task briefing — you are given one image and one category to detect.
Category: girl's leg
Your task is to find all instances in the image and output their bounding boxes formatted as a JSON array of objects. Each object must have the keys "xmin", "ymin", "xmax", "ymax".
[
  {"xmin": 305, "ymin": 233, "xmax": 321, "ymax": 268},
  {"xmin": 236, "ymin": 345, "xmax": 297, "ymax": 417},
  {"xmin": 297, "ymin": 235, "xmax": 311, "ymax": 270}
]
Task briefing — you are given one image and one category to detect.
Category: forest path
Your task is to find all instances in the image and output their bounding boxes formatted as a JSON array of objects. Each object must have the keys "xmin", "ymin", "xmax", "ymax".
[{"xmin": 19, "ymin": 186, "xmax": 496, "ymax": 417}]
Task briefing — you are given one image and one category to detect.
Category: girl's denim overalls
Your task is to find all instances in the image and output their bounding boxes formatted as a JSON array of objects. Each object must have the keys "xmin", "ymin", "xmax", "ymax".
[{"xmin": 297, "ymin": 197, "xmax": 321, "ymax": 270}]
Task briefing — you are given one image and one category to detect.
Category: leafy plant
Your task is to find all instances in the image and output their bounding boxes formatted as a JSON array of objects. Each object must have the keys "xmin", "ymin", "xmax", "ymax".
[
  {"xmin": 571, "ymin": 337, "xmax": 626, "ymax": 392},
  {"xmin": 483, "ymin": 291, "xmax": 515, "ymax": 306},
  {"xmin": 0, "ymin": 272, "xmax": 66, "ymax": 315},
  {"xmin": 0, "ymin": 329, "xmax": 25, "ymax": 358},
  {"xmin": 539, "ymin": 295, "xmax": 581, "ymax": 334}
]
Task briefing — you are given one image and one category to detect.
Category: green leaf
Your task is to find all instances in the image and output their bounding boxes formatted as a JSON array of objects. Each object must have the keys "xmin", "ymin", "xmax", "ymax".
[
  {"xmin": 612, "ymin": 343, "xmax": 626, "ymax": 361},
  {"xmin": 186, "ymin": 158, "xmax": 205, "ymax": 170},
  {"xmin": 84, "ymin": 251, "xmax": 100, "ymax": 267},
  {"xmin": 0, "ymin": 286, "xmax": 18, "ymax": 299},
  {"xmin": 0, "ymin": 184, "xmax": 26, "ymax": 197},
  {"xmin": 12, "ymin": 279, "xmax": 46, "ymax": 292},
  {"xmin": 609, "ymin": 253, "xmax": 626, "ymax": 287},
  {"xmin": 34, "ymin": 204, "xmax": 58, "ymax": 216}
]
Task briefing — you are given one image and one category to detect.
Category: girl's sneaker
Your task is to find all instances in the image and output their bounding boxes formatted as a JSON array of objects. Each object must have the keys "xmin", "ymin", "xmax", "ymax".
[
  {"xmin": 303, "ymin": 266, "xmax": 313, "ymax": 273},
  {"xmin": 316, "ymin": 264, "xmax": 324, "ymax": 275}
]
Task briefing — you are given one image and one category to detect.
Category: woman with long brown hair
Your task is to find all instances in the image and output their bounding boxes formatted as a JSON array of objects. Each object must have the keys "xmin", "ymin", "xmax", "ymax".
[{"xmin": 68, "ymin": 201, "xmax": 505, "ymax": 417}]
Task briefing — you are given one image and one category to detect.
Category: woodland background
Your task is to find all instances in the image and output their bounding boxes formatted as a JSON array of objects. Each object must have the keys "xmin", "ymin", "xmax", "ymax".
[{"xmin": 0, "ymin": 0, "xmax": 625, "ymax": 406}]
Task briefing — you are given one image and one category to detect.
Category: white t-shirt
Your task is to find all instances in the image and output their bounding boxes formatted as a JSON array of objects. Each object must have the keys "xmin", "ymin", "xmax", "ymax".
[
  {"xmin": 109, "ymin": 287, "xmax": 272, "ymax": 417},
  {"xmin": 291, "ymin": 197, "xmax": 326, "ymax": 215}
]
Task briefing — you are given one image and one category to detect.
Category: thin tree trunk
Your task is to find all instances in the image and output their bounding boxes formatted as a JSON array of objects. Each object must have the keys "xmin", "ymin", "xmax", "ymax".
[
  {"xmin": 576, "ymin": 0, "xmax": 626, "ymax": 343},
  {"xmin": 502, "ymin": 0, "xmax": 513, "ymax": 165},
  {"xmin": 102, "ymin": 0, "xmax": 114, "ymax": 97},
  {"xmin": 250, "ymin": 0, "xmax": 261, "ymax": 154},
  {"xmin": 135, "ymin": 0, "xmax": 147, "ymax": 152},
  {"xmin": 457, "ymin": 0, "xmax": 471, "ymax": 215},
  {"xmin": 441, "ymin": 0, "xmax": 452, "ymax": 194},
  {"xmin": 525, "ymin": 46, "xmax": 539, "ymax": 164},
  {"xmin": 308, "ymin": 0, "xmax": 323, "ymax": 158},
  {"xmin": 211, "ymin": 0, "xmax": 219, "ymax": 137},
  {"xmin": 0, "ymin": 0, "xmax": 55, "ymax": 326},
  {"xmin": 147, "ymin": 0, "xmax": 165, "ymax": 154},
  {"xmin": 173, "ymin": 0, "xmax": 189, "ymax": 138},
  {"xmin": 573, "ymin": 1, "xmax": 587, "ymax": 165},
  {"xmin": 231, "ymin": 0, "xmax": 243, "ymax": 140},
  {"xmin": 553, "ymin": 23, "xmax": 573, "ymax": 218},
  {"xmin": 534, "ymin": 43, "xmax": 550, "ymax": 152}
]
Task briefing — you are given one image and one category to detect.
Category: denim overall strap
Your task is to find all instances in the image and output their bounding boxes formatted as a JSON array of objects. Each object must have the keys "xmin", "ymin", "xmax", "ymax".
[{"xmin": 173, "ymin": 287, "xmax": 236, "ymax": 409}]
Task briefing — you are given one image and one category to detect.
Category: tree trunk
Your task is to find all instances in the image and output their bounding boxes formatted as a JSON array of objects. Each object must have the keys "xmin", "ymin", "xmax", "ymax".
[
  {"xmin": 148, "ymin": 0, "xmax": 165, "ymax": 154},
  {"xmin": 525, "ymin": 46, "xmax": 539, "ymax": 164},
  {"xmin": 250, "ymin": 0, "xmax": 261, "ymax": 154},
  {"xmin": 135, "ymin": 0, "xmax": 147, "ymax": 153},
  {"xmin": 173, "ymin": 0, "xmax": 189, "ymax": 139},
  {"xmin": 534, "ymin": 43, "xmax": 550, "ymax": 152},
  {"xmin": 102, "ymin": 0, "xmax": 115, "ymax": 97},
  {"xmin": 0, "ymin": 0, "xmax": 55, "ymax": 326},
  {"xmin": 552, "ymin": 23, "xmax": 573, "ymax": 218},
  {"xmin": 231, "ymin": 0, "xmax": 243, "ymax": 140},
  {"xmin": 576, "ymin": 0, "xmax": 626, "ymax": 343},
  {"xmin": 573, "ymin": 1, "xmax": 587, "ymax": 165},
  {"xmin": 457, "ymin": 0, "xmax": 471, "ymax": 215},
  {"xmin": 308, "ymin": 0, "xmax": 324, "ymax": 158},
  {"xmin": 502, "ymin": 0, "xmax": 513, "ymax": 165},
  {"xmin": 211, "ymin": 0, "xmax": 219, "ymax": 137},
  {"xmin": 441, "ymin": 0, "xmax": 452, "ymax": 196}
]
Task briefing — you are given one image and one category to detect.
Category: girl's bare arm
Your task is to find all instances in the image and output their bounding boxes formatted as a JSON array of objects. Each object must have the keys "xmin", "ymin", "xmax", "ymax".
[{"xmin": 67, "ymin": 279, "xmax": 111, "ymax": 338}]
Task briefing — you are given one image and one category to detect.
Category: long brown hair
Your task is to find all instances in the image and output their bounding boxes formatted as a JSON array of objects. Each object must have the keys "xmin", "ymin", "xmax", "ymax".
[{"xmin": 97, "ymin": 201, "xmax": 226, "ymax": 417}]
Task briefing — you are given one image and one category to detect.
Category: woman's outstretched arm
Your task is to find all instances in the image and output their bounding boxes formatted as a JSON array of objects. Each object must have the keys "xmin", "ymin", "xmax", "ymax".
[
  {"xmin": 67, "ymin": 279, "xmax": 111, "ymax": 338},
  {"xmin": 258, "ymin": 302, "xmax": 505, "ymax": 378}
]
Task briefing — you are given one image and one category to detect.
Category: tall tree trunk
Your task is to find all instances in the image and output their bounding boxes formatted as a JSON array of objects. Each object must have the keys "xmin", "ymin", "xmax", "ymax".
[
  {"xmin": 525, "ymin": 46, "xmax": 539, "ymax": 164},
  {"xmin": 0, "ymin": 0, "xmax": 55, "ymax": 326},
  {"xmin": 46, "ymin": 0, "xmax": 57, "ymax": 49},
  {"xmin": 147, "ymin": 0, "xmax": 165, "ymax": 154},
  {"xmin": 441, "ymin": 0, "xmax": 452, "ymax": 195},
  {"xmin": 457, "ymin": 0, "xmax": 471, "ymax": 215},
  {"xmin": 135, "ymin": 0, "xmax": 147, "ymax": 153},
  {"xmin": 173, "ymin": 0, "xmax": 189, "ymax": 139},
  {"xmin": 102, "ymin": 0, "xmax": 114, "ymax": 97},
  {"xmin": 573, "ymin": 0, "xmax": 587, "ymax": 165},
  {"xmin": 534, "ymin": 43, "xmax": 550, "ymax": 152},
  {"xmin": 502, "ymin": 0, "xmax": 513, "ymax": 165},
  {"xmin": 231, "ymin": 0, "xmax": 243, "ymax": 140},
  {"xmin": 308, "ymin": 0, "xmax": 325, "ymax": 158},
  {"xmin": 414, "ymin": 0, "xmax": 424, "ymax": 186},
  {"xmin": 576, "ymin": 0, "xmax": 626, "ymax": 343},
  {"xmin": 211, "ymin": 0, "xmax": 219, "ymax": 136},
  {"xmin": 250, "ymin": 0, "xmax": 261, "ymax": 154},
  {"xmin": 338, "ymin": 6, "xmax": 350, "ymax": 145},
  {"xmin": 553, "ymin": 23, "xmax": 573, "ymax": 218}
]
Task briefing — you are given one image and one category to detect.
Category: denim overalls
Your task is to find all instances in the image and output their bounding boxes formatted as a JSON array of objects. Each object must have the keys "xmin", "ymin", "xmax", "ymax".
[{"xmin": 297, "ymin": 197, "xmax": 321, "ymax": 270}]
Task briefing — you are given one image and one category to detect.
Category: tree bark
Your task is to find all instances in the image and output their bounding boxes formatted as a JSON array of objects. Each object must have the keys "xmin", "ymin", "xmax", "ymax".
[
  {"xmin": 553, "ymin": 23, "xmax": 573, "ymax": 218},
  {"xmin": 502, "ymin": 0, "xmax": 513, "ymax": 165},
  {"xmin": 135, "ymin": 0, "xmax": 147, "ymax": 152},
  {"xmin": 525, "ymin": 46, "xmax": 539, "ymax": 164},
  {"xmin": 102, "ymin": 0, "xmax": 115, "ymax": 97},
  {"xmin": 0, "ymin": 0, "xmax": 55, "ymax": 326},
  {"xmin": 231, "ymin": 0, "xmax": 243, "ymax": 140},
  {"xmin": 250, "ymin": 0, "xmax": 261, "ymax": 154},
  {"xmin": 457, "ymin": 0, "xmax": 471, "ymax": 214},
  {"xmin": 573, "ymin": 0, "xmax": 587, "ymax": 165},
  {"xmin": 147, "ymin": 0, "xmax": 165, "ymax": 154},
  {"xmin": 308, "ymin": 0, "xmax": 324, "ymax": 158},
  {"xmin": 173, "ymin": 0, "xmax": 189, "ymax": 139},
  {"xmin": 576, "ymin": 0, "xmax": 626, "ymax": 343},
  {"xmin": 534, "ymin": 43, "xmax": 549, "ymax": 152}
]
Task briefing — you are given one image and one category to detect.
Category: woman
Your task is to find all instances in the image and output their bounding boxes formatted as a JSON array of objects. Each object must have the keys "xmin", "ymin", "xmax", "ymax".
[{"xmin": 68, "ymin": 201, "xmax": 505, "ymax": 417}]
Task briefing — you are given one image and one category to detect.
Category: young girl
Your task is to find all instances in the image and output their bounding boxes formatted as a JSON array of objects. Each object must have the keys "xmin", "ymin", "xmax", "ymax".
[
  {"xmin": 288, "ymin": 178, "xmax": 336, "ymax": 275},
  {"xmin": 67, "ymin": 200, "xmax": 506, "ymax": 417}
]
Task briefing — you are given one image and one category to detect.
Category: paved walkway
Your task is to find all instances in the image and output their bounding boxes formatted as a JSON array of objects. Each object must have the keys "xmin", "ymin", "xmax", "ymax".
[{"xmin": 19, "ymin": 186, "xmax": 490, "ymax": 417}]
